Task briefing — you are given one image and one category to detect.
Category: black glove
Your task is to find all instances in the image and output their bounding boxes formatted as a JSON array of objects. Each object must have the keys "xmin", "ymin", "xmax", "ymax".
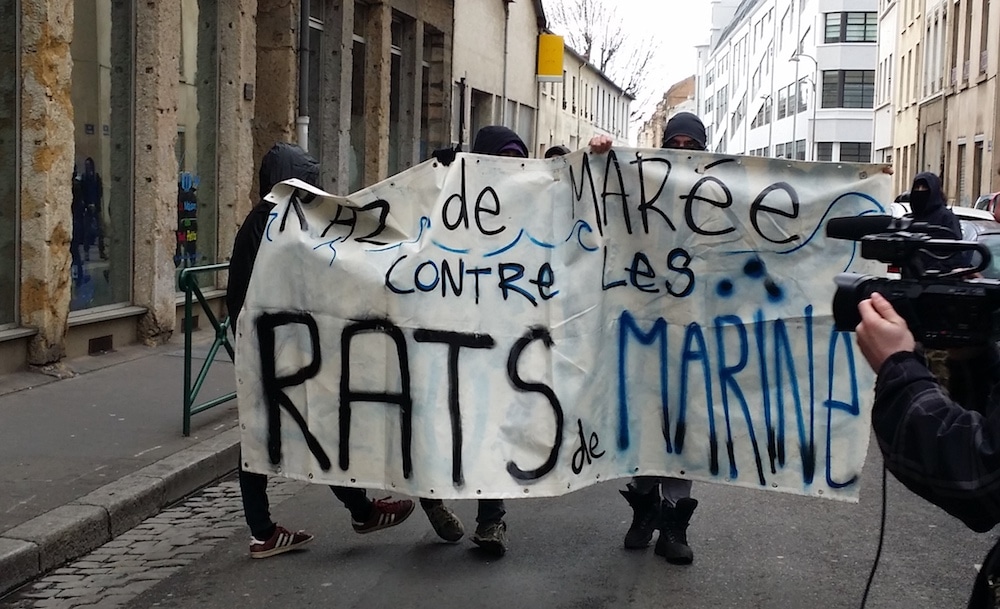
[{"xmin": 431, "ymin": 146, "xmax": 460, "ymax": 167}]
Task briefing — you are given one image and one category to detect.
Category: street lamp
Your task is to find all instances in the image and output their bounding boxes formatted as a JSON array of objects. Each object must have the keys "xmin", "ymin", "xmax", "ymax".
[{"xmin": 790, "ymin": 52, "xmax": 818, "ymax": 160}]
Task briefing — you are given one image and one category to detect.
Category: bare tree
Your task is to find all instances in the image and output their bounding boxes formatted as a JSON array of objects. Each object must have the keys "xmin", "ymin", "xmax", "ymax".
[{"xmin": 543, "ymin": 0, "xmax": 658, "ymax": 120}]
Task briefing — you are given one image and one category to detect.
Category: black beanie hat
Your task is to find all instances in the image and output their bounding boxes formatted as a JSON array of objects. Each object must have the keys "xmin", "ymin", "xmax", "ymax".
[
  {"xmin": 544, "ymin": 145, "xmax": 571, "ymax": 158},
  {"xmin": 662, "ymin": 112, "xmax": 707, "ymax": 150}
]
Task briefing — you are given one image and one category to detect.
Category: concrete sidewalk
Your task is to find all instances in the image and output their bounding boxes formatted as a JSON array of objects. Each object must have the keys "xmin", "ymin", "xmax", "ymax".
[{"xmin": 0, "ymin": 331, "xmax": 241, "ymax": 596}]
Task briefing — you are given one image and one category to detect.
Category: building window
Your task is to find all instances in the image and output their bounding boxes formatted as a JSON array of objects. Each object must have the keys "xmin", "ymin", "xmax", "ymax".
[
  {"xmin": 795, "ymin": 139, "xmax": 806, "ymax": 160},
  {"xmin": 561, "ymin": 70, "xmax": 567, "ymax": 109},
  {"xmin": 840, "ymin": 142, "xmax": 872, "ymax": 162},
  {"xmin": 71, "ymin": 0, "xmax": 134, "ymax": 310},
  {"xmin": 817, "ymin": 142, "xmax": 834, "ymax": 161},
  {"xmin": 350, "ymin": 8, "xmax": 367, "ymax": 192},
  {"xmin": 824, "ymin": 12, "xmax": 877, "ymax": 43},
  {"xmin": 306, "ymin": 9, "xmax": 324, "ymax": 161},
  {"xmin": 777, "ymin": 87, "xmax": 788, "ymax": 119},
  {"xmin": 822, "ymin": 70, "xmax": 875, "ymax": 108},
  {"xmin": 421, "ymin": 28, "xmax": 446, "ymax": 160},
  {"xmin": 797, "ymin": 79, "xmax": 809, "ymax": 112},
  {"xmin": 0, "ymin": 0, "xmax": 15, "ymax": 325},
  {"xmin": 387, "ymin": 12, "xmax": 407, "ymax": 176}
]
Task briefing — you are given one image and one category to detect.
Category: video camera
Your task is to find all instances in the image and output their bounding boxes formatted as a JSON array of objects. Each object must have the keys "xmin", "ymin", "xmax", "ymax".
[{"xmin": 828, "ymin": 215, "xmax": 1000, "ymax": 348}]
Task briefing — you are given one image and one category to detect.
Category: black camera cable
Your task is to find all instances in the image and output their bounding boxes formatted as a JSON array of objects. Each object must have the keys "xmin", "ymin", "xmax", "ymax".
[{"xmin": 860, "ymin": 462, "xmax": 888, "ymax": 609}]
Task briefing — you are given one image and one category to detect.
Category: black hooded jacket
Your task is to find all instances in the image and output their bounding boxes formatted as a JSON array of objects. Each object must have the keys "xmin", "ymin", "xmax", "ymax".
[
  {"xmin": 226, "ymin": 143, "xmax": 320, "ymax": 325},
  {"xmin": 472, "ymin": 126, "xmax": 528, "ymax": 156},
  {"xmin": 908, "ymin": 171, "xmax": 961, "ymax": 238}
]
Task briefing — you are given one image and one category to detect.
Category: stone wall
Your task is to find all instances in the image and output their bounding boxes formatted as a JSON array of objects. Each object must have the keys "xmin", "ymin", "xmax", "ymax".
[{"xmin": 20, "ymin": 0, "xmax": 74, "ymax": 364}]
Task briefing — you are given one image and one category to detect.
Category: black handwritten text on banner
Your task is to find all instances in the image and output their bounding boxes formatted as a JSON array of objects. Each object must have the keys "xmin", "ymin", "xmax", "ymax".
[{"xmin": 235, "ymin": 148, "xmax": 888, "ymax": 502}]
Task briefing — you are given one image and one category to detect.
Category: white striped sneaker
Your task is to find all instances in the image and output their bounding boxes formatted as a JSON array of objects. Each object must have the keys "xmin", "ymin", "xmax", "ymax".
[
  {"xmin": 352, "ymin": 497, "xmax": 415, "ymax": 534},
  {"xmin": 249, "ymin": 525, "xmax": 314, "ymax": 559}
]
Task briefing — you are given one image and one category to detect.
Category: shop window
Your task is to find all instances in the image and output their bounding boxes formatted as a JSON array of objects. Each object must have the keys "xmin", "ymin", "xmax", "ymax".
[
  {"xmin": 0, "ymin": 0, "xmax": 15, "ymax": 325},
  {"xmin": 70, "ymin": 0, "xmax": 133, "ymax": 310},
  {"xmin": 174, "ymin": 0, "xmax": 218, "ymax": 284}
]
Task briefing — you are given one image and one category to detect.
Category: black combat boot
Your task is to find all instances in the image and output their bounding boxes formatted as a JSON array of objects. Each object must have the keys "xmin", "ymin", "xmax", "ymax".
[
  {"xmin": 619, "ymin": 486, "xmax": 661, "ymax": 549},
  {"xmin": 654, "ymin": 497, "xmax": 698, "ymax": 564}
]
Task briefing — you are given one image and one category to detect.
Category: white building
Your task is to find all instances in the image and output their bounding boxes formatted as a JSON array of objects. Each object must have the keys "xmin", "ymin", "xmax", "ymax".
[{"xmin": 696, "ymin": 0, "xmax": 879, "ymax": 162}]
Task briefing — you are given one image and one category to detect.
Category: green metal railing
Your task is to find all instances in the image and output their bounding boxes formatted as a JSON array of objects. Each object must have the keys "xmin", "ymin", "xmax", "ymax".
[{"xmin": 179, "ymin": 262, "xmax": 236, "ymax": 436}]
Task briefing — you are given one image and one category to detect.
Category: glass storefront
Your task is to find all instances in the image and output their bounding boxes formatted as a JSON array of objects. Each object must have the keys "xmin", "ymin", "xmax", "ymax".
[
  {"xmin": 0, "ymin": 0, "xmax": 16, "ymax": 326},
  {"xmin": 175, "ymin": 0, "xmax": 219, "ymax": 273},
  {"xmin": 70, "ymin": 0, "xmax": 133, "ymax": 311}
]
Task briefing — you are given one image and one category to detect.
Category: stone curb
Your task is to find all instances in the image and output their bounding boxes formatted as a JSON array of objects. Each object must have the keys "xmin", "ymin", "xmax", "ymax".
[{"xmin": 0, "ymin": 427, "xmax": 240, "ymax": 596}]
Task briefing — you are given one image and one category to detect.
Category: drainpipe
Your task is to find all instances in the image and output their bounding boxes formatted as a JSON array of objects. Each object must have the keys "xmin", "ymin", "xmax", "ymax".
[
  {"xmin": 297, "ymin": 0, "xmax": 311, "ymax": 150},
  {"xmin": 457, "ymin": 77, "xmax": 467, "ymax": 149},
  {"xmin": 501, "ymin": 0, "xmax": 512, "ymax": 125}
]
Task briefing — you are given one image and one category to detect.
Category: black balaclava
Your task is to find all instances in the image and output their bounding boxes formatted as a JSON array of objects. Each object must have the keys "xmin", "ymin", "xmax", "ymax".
[
  {"xmin": 662, "ymin": 112, "xmax": 708, "ymax": 151},
  {"xmin": 909, "ymin": 171, "xmax": 944, "ymax": 218},
  {"xmin": 472, "ymin": 126, "xmax": 528, "ymax": 157}
]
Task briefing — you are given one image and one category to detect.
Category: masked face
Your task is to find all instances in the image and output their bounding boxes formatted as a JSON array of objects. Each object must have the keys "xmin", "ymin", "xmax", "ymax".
[{"xmin": 910, "ymin": 188, "xmax": 931, "ymax": 215}]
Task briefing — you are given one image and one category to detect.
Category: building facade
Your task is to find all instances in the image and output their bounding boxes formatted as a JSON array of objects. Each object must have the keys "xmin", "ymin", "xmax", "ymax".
[
  {"xmin": 695, "ymin": 0, "xmax": 879, "ymax": 163},
  {"xmin": 892, "ymin": 0, "xmax": 924, "ymax": 192},
  {"xmin": 636, "ymin": 76, "xmax": 696, "ymax": 149},
  {"xmin": 451, "ymin": 0, "xmax": 545, "ymax": 151},
  {"xmin": 921, "ymin": 0, "xmax": 1000, "ymax": 205},
  {"xmin": 882, "ymin": 0, "xmax": 999, "ymax": 204},
  {"xmin": 535, "ymin": 44, "xmax": 633, "ymax": 155},
  {"xmin": 1, "ymin": 0, "xmax": 557, "ymax": 374},
  {"xmin": 872, "ymin": 0, "xmax": 898, "ymax": 170}
]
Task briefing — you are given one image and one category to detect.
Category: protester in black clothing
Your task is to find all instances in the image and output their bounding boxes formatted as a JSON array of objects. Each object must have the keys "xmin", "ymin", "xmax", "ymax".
[
  {"xmin": 901, "ymin": 172, "xmax": 968, "ymax": 279},
  {"xmin": 227, "ymin": 142, "xmax": 414, "ymax": 559},
  {"xmin": 80, "ymin": 157, "xmax": 106, "ymax": 261},
  {"xmin": 857, "ymin": 291, "xmax": 1000, "ymax": 608},
  {"xmin": 589, "ymin": 112, "xmax": 704, "ymax": 565},
  {"xmin": 420, "ymin": 125, "xmax": 527, "ymax": 558},
  {"xmin": 544, "ymin": 144, "xmax": 570, "ymax": 158},
  {"xmin": 907, "ymin": 171, "xmax": 961, "ymax": 237}
]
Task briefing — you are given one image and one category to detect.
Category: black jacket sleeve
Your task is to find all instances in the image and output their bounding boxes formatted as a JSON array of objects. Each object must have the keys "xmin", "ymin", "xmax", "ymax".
[
  {"xmin": 872, "ymin": 346, "xmax": 1000, "ymax": 532},
  {"xmin": 226, "ymin": 202, "xmax": 274, "ymax": 329}
]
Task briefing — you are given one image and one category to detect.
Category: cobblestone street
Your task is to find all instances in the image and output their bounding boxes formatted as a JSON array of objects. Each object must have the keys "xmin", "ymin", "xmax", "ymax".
[{"xmin": 0, "ymin": 476, "xmax": 305, "ymax": 609}]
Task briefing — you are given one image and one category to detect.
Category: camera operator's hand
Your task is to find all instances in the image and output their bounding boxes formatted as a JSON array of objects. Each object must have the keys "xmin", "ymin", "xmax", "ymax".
[{"xmin": 856, "ymin": 292, "xmax": 916, "ymax": 372}]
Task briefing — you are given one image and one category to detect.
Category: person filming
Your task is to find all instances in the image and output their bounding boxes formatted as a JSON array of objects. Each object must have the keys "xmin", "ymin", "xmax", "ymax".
[{"xmin": 856, "ymin": 291, "xmax": 1000, "ymax": 607}]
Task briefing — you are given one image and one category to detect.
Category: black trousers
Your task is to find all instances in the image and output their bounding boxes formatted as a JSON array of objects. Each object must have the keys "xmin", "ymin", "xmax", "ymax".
[
  {"xmin": 419, "ymin": 497, "xmax": 505, "ymax": 526},
  {"xmin": 239, "ymin": 466, "xmax": 371, "ymax": 539}
]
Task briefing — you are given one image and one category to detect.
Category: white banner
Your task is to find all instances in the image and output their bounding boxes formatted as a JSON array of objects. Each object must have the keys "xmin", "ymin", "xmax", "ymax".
[{"xmin": 236, "ymin": 148, "xmax": 889, "ymax": 502}]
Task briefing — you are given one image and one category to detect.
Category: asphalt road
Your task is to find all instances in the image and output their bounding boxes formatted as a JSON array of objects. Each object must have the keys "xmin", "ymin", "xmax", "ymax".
[{"xmin": 101, "ymin": 440, "xmax": 995, "ymax": 609}]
